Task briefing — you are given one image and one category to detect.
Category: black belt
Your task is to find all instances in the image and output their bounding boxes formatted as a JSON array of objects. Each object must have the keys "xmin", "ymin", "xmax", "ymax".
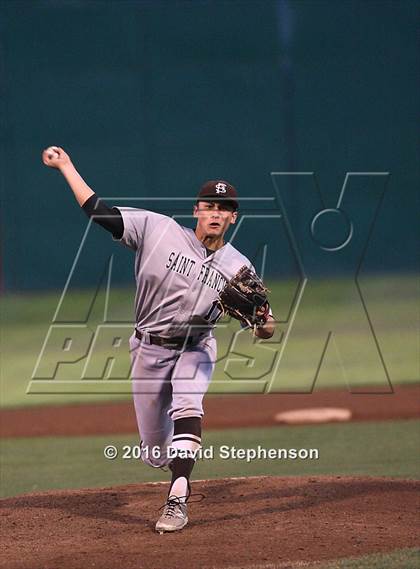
[{"xmin": 135, "ymin": 329, "xmax": 196, "ymax": 350}]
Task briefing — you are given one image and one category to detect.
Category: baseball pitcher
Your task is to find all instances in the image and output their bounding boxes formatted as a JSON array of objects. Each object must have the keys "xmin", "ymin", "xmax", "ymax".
[{"xmin": 42, "ymin": 146, "xmax": 275, "ymax": 533}]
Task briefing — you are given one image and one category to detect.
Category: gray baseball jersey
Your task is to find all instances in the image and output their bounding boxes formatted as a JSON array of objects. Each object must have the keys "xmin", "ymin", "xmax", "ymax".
[{"xmin": 113, "ymin": 207, "xmax": 255, "ymax": 339}]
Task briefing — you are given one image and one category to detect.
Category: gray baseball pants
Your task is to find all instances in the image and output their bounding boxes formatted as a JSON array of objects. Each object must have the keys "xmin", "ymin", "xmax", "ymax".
[{"xmin": 128, "ymin": 331, "xmax": 216, "ymax": 468}]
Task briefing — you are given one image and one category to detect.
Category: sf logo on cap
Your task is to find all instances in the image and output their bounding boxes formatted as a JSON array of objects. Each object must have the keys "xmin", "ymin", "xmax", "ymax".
[{"xmin": 215, "ymin": 183, "xmax": 227, "ymax": 194}]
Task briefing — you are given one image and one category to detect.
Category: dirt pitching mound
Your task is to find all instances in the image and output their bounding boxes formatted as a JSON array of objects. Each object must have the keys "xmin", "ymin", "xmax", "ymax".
[{"xmin": 1, "ymin": 476, "xmax": 419, "ymax": 569}]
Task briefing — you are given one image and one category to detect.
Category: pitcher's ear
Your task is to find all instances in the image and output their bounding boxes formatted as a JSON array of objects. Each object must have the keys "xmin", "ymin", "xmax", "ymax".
[
  {"xmin": 230, "ymin": 211, "xmax": 238, "ymax": 225},
  {"xmin": 193, "ymin": 204, "xmax": 199, "ymax": 218}
]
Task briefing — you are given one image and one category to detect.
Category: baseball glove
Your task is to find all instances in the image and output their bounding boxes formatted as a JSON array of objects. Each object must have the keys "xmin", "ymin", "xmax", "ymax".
[{"xmin": 217, "ymin": 265, "xmax": 270, "ymax": 328}]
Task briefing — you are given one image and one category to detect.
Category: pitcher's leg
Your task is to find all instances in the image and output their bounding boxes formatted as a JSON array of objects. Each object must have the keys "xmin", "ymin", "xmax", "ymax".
[
  {"xmin": 129, "ymin": 335, "xmax": 177, "ymax": 468},
  {"xmin": 169, "ymin": 339, "xmax": 216, "ymax": 422},
  {"xmin": 165, "ymin": 340, "xmax": 215, "ymax": 499},
  {"xmin": 168, "ymin": 416, "xmax": 201, "ymax": 499}
]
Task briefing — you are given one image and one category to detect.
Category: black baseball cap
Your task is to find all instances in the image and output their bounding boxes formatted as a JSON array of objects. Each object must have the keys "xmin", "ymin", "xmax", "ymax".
[{"xmin": 197, "ymin": 180, "xmax": 239, "ymax": 210}]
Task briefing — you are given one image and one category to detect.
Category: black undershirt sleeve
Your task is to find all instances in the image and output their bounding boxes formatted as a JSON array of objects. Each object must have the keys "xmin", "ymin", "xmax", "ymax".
[{"xmin": 82, "ymin": 193, "xmax": 124, "ymax": 240}]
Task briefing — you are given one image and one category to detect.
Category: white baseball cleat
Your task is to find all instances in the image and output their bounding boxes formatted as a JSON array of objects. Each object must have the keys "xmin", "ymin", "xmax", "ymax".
[{"xmin": 155, "ymin": 495, "xmax": 188, "ymax": 533}]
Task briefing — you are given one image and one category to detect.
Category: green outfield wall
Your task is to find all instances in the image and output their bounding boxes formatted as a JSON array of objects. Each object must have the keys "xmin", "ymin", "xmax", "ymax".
[{"xmin": 1, "ymin": 0, "xmax": 417, "ymax": 290}]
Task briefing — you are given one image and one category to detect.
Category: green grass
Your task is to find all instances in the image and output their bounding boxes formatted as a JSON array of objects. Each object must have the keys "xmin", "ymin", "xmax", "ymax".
[
  {"xmin": 1, "ymin": 274, "xmax": 418, "ymax": 408},
  {"xmin": 1, "ymin": 419, "xmax": 418, "ymax": 498},
  {"xmin": 314, "ymin": 548, "xmax": 420, "ymax": 569}
]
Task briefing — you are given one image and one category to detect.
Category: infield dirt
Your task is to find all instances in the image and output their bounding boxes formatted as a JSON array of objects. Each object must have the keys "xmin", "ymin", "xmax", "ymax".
[{"xmin": 1, "ymin": 384, "xmax": 419, "ymax": 438}]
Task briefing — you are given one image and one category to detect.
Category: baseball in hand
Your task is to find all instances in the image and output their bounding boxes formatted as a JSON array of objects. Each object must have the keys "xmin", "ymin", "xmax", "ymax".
[{"xmin": 46, "ymin": 146, "xmax": 60, "ymax": 159}]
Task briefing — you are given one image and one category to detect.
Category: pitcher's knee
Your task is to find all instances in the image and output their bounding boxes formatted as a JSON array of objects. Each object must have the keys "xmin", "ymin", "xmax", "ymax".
[
  {"xmin": 139, "ymin": 434, "xmax": 173, "ymax": 468},
  {"xmin": 141, "ymin": 448, "xmax": 172, "ymax": 468}
]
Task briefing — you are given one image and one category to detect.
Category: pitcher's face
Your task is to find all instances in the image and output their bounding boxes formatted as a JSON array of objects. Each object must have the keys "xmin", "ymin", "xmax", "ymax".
[{"xmin": 194, "ymin": 201, "xmax": 237, "ymax": 238}]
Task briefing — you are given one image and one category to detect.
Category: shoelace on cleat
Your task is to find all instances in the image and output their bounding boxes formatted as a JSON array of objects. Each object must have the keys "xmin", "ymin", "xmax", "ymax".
[
  {"xmin": 158, "ymin": 493, "xmax": 205, "ymax": 518},
  {"xmin": 161, "ymin": 497, "xmax": 183, "ymax": 518}
]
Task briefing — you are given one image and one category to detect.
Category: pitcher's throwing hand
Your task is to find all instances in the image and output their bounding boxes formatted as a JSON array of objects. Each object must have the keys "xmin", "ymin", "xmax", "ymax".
[{"xmin": 42, "ymin": 146, "xmax": 71, "ymax": 169}]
